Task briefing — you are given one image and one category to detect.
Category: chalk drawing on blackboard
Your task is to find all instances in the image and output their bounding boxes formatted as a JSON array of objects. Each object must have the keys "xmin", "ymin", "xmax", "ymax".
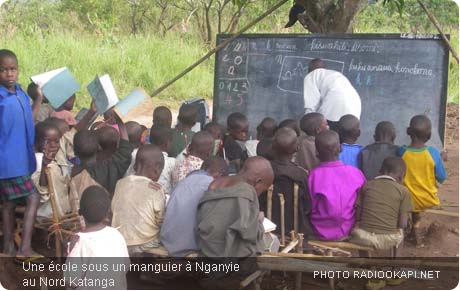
[
  {"xmin": 249, "ymin": 39, "xmax": 273, "ymax": 52},
  {"xmin": 277, "ymin": 56, "xmax": 345, "ymax": 94},
  {"xmin": 220, "ymin": 38, "xmax": 250, "ymax": 80}
]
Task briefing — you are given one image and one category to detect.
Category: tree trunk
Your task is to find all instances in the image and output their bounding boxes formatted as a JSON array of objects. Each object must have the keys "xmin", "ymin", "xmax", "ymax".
[{"xmin": 295, "ymin": 0, "xmax": 368, "ymax": 33}]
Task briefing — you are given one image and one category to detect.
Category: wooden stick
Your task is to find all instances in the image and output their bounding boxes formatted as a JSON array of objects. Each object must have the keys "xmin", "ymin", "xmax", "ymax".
[
  {"xmin": 308, "ymin": 241, "xmax": 352, "ymax": 256},
  {"xmin": 149, "ymin": 0, "xmax": 290, "ymax": 97},
  {"xmin": 240, "ymin": 270, "xmax": 265, "ymax": 288},
  {"xmin": 295, "ymin": 233, "xmax": 304, "ymax": 290},
  {"xmin": 278, "ymin": 193, "xmax": 285, "ymax": 246},
  {"xmin": 425, "ymin": 209, "xmax": 459, "ymax": 217},
  {"xmin": 262, "ymin": 252, "xmax": 459, "ymax": 270},
  {"xmin": 267, "ymin": 185, "xmax": 273, "ymax": 220},
  {"xmin": 281, "ymin": 239, "xmax": 299, "ymax": 253},
  {"xmin": 45, "ymin": 168, "xmax": 62, "ymax": 259},
  {"xmin": 417, "ymin": 0, "xmax": 459, "ymax": 64},
  {"xmin": 308, "ymin": 240, "xmax": 373, "ymax": 251},
  {"xmin": 293, "ymin": 183, "xmax": 299, "ymax": 235}
]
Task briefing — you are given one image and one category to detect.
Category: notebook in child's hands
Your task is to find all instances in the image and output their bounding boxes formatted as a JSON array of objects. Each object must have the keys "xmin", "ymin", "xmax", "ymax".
[
  {"xmin": 31, "ymin": 67, "xmax": 80, "ymax": 109},
  {"xmin": 87, "ymin": 74, "xmax": 119, "ymax": 114},
  {"xmin": 113, "ymin": 88, "xmax": 153, "ymax": 123},
  {"xmin": 263, "ymin": 217, "xmax": 277, "ymax": 233}
]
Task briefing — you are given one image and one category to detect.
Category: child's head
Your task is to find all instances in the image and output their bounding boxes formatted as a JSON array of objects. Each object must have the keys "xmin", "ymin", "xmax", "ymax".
[
  {"xmin": 374, "ymin": 121, "xmax": 396, "ymax": 143},
  {"xmin": 338, "ymin": 114, "xmax": 360, "ymax": 144},
  {"xmin": 201, "ymin": 156, "xmax": 229, "ymax": 179},
  {"xmin": 27, "ymin": 82, "xmax": 49, "ymax": 104},
  {"xmin": 278, "ymin": 119, "xmax": 300, "ymax": 136},
  {"xmin": 59, "ymin": 94, "xmax": 76, "ymax": 111},
  {"xmin": 0, "ymin": 49, "xmax": 18, "ymax": 91},
  {"xmin": 256, "ymin": 138, "xmax": 274, "ymax": 161},
  {"xmin": 74, "ymin": 130, "xmax": 99, "ymax": 160},
  {"xmin": 315, "ymin": 130, "xmax": 341, "ymax": 162},
  {"xmin": 272, "ymin": 127, "xmax": 298, "ymax": 159},
  {"xmin": 45, "ymin": 117, "xmax": 70, "ymax": 135},
  {"xmin": 96, "ymin": 126, "xmax": 120, "ymax": 156},
  {"xmin": 134, "ymin": 144, "xmax": 165, "ymax": 182},
  {"xmin": 34, "ymin": 121, "xmax": 61, "ymax": 154},
  {"xmin": 125, "ymin": 121, "xmax": 143, "ymax": 148},
  {"xmin": 149, "ymin": 125, "xmax": 174, "ymax": 154},
  {"xmin": 79, "ymin": 185, "xmax": 110, "ymax": 225},
  {"xmin": 256, "ymin": 117, "xmax": 277, "ymax": 140},
  {"xmin": 153, "ymin": 106, "xmax": 173, "ymax": 128},
  {"xmin": 380, "ymin": 156, "xmax": 406, "ymax": 184},
  {"xmin": 227, "ymin": 112, "xmax": 249, "ymax": 141},
  {"xmin": 204, "ymin": 121, "xmax": 223, "ymax": 140},
  {"xmin": 188, "ymin": 131, "xmax": 214, "ymax": 160},
  {"xmin": 407, "ymin": 115, "xmax": 431, "ymax": 143},
  {"xmin": 300, "ymin": 112, "xmax": 328, "ymax": 136},
  {"xmin": 178, "ymin": 104, "xmax": 198, "ymax": 128}
]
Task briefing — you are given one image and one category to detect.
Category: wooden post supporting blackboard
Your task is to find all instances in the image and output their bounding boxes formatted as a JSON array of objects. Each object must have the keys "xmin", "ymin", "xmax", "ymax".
[
  {"xmin": 149, "ymin": 0, "xmax": 290, "ymax": 98},
  {"xmin": 417, "ymin": 0, "xmax": 459, "ymax": 64}
]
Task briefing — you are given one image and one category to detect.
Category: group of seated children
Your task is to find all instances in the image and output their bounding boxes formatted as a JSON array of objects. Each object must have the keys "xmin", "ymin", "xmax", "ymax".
[{"xmin": 0, "ymin": 50, "xmax": 447, "ymax": 272}]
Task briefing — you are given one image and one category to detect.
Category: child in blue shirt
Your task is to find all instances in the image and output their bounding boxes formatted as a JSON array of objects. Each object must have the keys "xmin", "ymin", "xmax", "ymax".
[
  {"xmin": 0, "ymin": 49, "xmax": 44, "ymax": 259},
  {"xmin": 338, "ymin": 114, "xmax": 363, "ymax": 168}
]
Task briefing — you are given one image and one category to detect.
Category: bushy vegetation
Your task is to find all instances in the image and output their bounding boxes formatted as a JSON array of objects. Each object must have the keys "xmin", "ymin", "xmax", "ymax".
[{"xmin": 0, "ymin": 0, "xmax": 457, "ymax": 109}]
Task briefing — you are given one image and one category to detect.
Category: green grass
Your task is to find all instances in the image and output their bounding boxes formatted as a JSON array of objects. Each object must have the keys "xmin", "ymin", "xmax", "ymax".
[
  {"xmin": 0, "ymin": 32, "xmax": 214, "ymax": 110},
  {"xmin": 1, "ymin": 1, "xmax": 457, "ymax": 112}
]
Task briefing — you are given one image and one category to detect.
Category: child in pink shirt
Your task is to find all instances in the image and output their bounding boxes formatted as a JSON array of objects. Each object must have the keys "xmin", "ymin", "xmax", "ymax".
[{"xmin": 308, "ymin": 130, "xmax": 366, "ymax": 241}]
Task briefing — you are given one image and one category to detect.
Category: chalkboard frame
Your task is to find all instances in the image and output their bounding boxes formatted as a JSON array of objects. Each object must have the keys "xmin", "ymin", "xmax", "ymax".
[{"xmin": 213, "ymin": 33, "xmax": 450, "ymax": 146}]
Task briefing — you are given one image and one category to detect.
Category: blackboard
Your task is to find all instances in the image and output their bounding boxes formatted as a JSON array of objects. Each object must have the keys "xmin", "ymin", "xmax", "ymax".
[{"xmin": 212, "ymin": 34, "xmax": 449, "ymax": 149}]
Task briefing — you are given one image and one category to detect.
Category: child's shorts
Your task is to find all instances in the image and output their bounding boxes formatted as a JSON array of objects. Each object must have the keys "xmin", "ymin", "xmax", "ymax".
[
  {"xmin": 350, "ymin": 227, "xmax": 403, "ymax": 250},
  {"xmin": 0, "ymin": 175, "xmax": 38, "ymax": 201}
]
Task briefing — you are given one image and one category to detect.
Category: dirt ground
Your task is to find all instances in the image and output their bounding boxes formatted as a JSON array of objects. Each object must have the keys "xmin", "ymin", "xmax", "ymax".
[{"xmin": 0, "ymin": 104, "xmax": 458, "ymax": 290}]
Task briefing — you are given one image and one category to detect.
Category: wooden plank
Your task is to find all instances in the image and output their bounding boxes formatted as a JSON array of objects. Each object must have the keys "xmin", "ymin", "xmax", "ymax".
[
  {"xmin": 308, "ymin": 241, "xmax": 352, "ymax": 256},
  {"xmin": 308, "ymin": 240, "xmax": 374, "ymax": 251},
  {"xmin": 261, "ymin": 253, "xmax": 459, "ymax": 270},
  {"xmin": 280, "ymin": 239, "xmax": 299, "ymax": 253}
]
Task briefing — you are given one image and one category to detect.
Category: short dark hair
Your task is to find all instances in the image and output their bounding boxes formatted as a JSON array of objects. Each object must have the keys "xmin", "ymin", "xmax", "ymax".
[
  {"xmin": 256, "ymin": 138, "xmax": 274, "ymax": 161},
  {"xmin": 278, "ymin": 119, "xmax": 300, "ymax": 136},
  {"xmin": 79, "ymin": 186, "xmax": 110, "ymax": 223},
  {"xmin": 74, "ymin": 130, "xmax": 99, "ymax": 159},
  {"xmin": 149, "ymin": 125, "xmax": 173, "ymax": 146},
  {"xmin": 125, "ymin": 121, "xmax": 143, "ymax": 148},
  {"xmin": 0, "ymin": 49, "xmax": 17, "ymax": 63},
  {"xmin": 408, "ymin": 115, "xmax": 432, "ymax": 142},
  {"xmin": 227, "ymin": 112, "xmax": 248, "ymax": 131},
  {"xmin": 300, "ymin": 112, "xmax": 324, "ymax": 136},
  {"xmin": 178, "ymin": 104, "xmax": 198, "ymax": 126},
  {"xmin": 204, "ymin": 121, "xmax": 221, "ymax": 132},
  {"xmin": 338, "ymin": 114, "xmax": 360, "ymax": 142},
  {"xmin": 45, "ymin": 117, "xmax": 70, "ymax": 134},
  {"xmin": 34, "ymin": 121, "xmax": 60, "ymax": 148},
  {"xmin": 374, "ymin": 121, "xmax": 396, "ymax": 142},
  {"xmin": 27, "ymin": 82, "xmax": 39, "ymax": 101},
  {"xmin": 153, "ymin": 106, "xmax": 172, "ymax": 127},
  {"xmin": 96, "ymin": 126, "xmax": 120, "ymax": 151},
  {"xmin": 380, "ymin": 156, "xmax": 406, "ymax": 177},
  {"xmin": 257, "ymin": 117, "xmax": 277, "ymax": 139},
  {"xmin": 201, "ymin": 156, "xmax": 228, "ymax": 176}
]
